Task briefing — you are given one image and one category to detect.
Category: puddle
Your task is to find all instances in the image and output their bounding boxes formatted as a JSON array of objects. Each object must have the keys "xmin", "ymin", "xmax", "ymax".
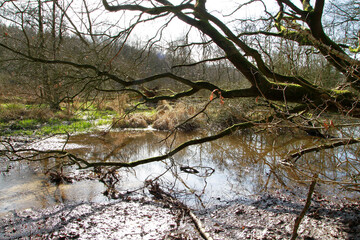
[
  {"xmin": 0, "ymin": 162, "xmax": 106, "ymax": 216},
  {"xmin": 1, "ymin": 129, "xmax": 360, "ymax": 215}
]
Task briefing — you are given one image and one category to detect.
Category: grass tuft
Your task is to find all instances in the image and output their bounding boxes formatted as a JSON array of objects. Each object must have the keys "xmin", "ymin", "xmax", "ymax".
[{"xmin": 152, "ymin": 101, "xmax": 203, "ymax": 132}]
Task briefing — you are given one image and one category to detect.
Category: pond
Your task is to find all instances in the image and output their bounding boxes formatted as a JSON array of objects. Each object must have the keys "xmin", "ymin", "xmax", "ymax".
[{"xmin": 1, "ymin": 128, "xmax": 360, "ymax": 215}]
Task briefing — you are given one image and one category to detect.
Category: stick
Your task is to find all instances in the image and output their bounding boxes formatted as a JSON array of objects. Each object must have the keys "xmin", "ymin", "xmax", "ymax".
[
  {"xmin": 189, "ymin": 211, "xmax": 214, "ymax": 240},
  {"xmin": 291, "ymin": 176, "xmax": 317, "ymax": 240}
]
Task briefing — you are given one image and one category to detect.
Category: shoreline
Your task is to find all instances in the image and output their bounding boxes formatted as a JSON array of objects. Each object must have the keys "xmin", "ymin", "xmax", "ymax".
[{"xmin": 0, "ymin": 190, "xmax": 359, "ymax": 239}]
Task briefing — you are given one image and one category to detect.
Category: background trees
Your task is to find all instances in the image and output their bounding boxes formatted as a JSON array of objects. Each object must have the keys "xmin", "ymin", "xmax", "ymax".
[{"xmin": 1, "ymin": 0, "xmax": 360, "ymax": 191}]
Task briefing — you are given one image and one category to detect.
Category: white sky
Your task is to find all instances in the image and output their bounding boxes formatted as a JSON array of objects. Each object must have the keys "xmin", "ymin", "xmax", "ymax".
[
  {"xmin": 1, "ymin": 0, "xmax": 316, "ymax": 49},
  {"xmin": 113, "ymin": 0, "xmax": 280, "ymax": 44}
]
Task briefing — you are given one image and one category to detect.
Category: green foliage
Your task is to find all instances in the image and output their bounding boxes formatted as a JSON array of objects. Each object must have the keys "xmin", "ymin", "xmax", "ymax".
[
  {"xmin": 96, "ymin": 119, "xmax": 113, "ymax": 126},
  {"xmin": 349, "ymin": 46, "xmax": 360, "ymax": 53}
]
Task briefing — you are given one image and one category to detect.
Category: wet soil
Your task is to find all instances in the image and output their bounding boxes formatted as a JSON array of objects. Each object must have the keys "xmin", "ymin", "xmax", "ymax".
[
  {"xmin": 0, "ymin": 189, "xmax": 359, "ymax": 240},
  {"xmin": 0, "ymin": 197, "xmax": 186, "ymax": 240},
  {"xmin": 1, "ymin": 135, "xmax": 360, "ymax": 239},
  {"xmin": 201, "ymin": 192, "xmax": 360, "ymax": 240}
]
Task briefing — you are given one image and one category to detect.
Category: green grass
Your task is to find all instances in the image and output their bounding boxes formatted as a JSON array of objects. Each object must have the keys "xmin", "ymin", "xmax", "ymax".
[
  {"xmin": 96, "ymin": 119, "xmax": 112, "ymax": 126},
  {"xmin": 0, "ymin": 118, "xmax": 96, "ymax": 136},
  {"xmin": 39, "ymin": 120, "xmax": 93, "ymax": 135},
  {"xmin": 0, "ymin": 104, "xmax": 115, "ymax": 136},
  {"xmin": 0, "ymin": 99, "xmax": 151, "ymax": 136}
]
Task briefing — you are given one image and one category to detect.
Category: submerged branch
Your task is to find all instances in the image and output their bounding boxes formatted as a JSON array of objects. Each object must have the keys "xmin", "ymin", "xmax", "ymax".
[{"xmin": 146, "ymin": 180, "xmax": 213, "ymax": 240}]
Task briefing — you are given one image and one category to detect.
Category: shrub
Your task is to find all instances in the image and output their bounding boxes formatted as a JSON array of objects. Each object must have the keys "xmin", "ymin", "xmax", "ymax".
[
  {"xmin": 152, "ymin": 101, "xmax": 204, "ymax": 132},
  {"xmin": 112, "ymin": 113, "xmax": 149, "ymax": 128}
]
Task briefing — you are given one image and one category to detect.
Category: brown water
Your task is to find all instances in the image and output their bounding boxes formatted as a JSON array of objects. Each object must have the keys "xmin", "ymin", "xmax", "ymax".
[{"xmin": 1, "ymin": 129, "xmax": 359, "ymax": 215}]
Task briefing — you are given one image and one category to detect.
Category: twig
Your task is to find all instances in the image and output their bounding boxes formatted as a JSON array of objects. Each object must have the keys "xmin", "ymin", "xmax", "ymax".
[
  {"xmin": 147, "ymin": 181, "xmax": 213, "ymax": 240},
  {"xmin": 161, "ymin": 99, "xmax": 213, "ymax": 144},
  {"xmin": 189, "ymin": 211, "xmax": 213, "ymax": 240},
  {"xmin": 290, "ymin": 175, "xmax": 317, "ymax": 240}
]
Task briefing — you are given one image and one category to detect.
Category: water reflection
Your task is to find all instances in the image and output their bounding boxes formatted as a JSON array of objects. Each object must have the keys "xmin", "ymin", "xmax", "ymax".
[
  {"xmin": 1, "ymin": 129, "xmax": 360, "ymax": 214},
  {"xmin": 0, "ymin": 162, "xmax": 106, "ymax": 215},
  {"xmin": 67, "ymin": 130, "xmax": 360, "ymax": 202}
]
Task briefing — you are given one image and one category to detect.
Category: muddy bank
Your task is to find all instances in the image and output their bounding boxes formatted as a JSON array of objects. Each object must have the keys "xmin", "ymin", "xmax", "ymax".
[
  {"xmin": 1, "ymin": 132, "xmax": 360, "ymax": 239},
  {"xmin": 201, "ymin": 192, "xmax": 360, "ymax": 240},
  {"xmin": 0, "ymin": 197, "xmax": 191, "ymax": 240},
  {"xmin": 0, "ymin": 190, "xmax": 359, "ymax": 240}
]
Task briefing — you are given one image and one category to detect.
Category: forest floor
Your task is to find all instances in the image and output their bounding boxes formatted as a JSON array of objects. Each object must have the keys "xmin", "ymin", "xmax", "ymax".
[{"xmin": 0, "ymin": 187, "xmax": 359, "ymax": 240}]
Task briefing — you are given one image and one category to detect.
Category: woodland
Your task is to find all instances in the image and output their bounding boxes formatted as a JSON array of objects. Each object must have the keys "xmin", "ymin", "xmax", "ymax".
[{"xmin": 0, "ymin": 0, "xmax": 360, "ymax": 239}]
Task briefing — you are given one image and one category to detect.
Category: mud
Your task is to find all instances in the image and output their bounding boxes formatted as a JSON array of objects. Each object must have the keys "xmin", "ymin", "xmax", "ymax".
[
  {"xmin": 201, "ymin": 192, "xmax": 360, "ymax": 240},
  {"xmin": 0, "ymin": 197, "xmax": 191, "ymax": 240},
  {"xmin": 1, "ymin": 134, "xmax": 360, "ymax": 239},
  {"xmin": 0, "ymin": 189, "xmax": 359, "ymax": 240}
]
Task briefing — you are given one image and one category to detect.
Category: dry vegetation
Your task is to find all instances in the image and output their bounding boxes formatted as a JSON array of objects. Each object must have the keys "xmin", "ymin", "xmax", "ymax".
[{"xmin": 112, "ymin": 100, "xmax": 208, "ymax": 131}]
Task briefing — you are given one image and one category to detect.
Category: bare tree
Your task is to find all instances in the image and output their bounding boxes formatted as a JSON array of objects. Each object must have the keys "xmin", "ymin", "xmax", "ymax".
[
  {"xmin": 1, "ymin": 0, "xmax": 360, "ymax": 192},
  {"xmin": 92, "ymin": 0, "xmax": 360, "ymax": 113},
  {"xmin": 0, "ymin": 0, "xmax": 141, "ymax": 110}
]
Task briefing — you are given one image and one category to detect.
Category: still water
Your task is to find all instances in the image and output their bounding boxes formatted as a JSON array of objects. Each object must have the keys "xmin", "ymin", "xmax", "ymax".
[{"xmin": 1, "ymin": 129, "xmax": 359, "ymax": 215}]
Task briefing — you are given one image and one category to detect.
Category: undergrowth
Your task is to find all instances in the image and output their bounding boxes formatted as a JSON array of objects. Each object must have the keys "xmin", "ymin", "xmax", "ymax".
[
  {"xmin": 1, "ymin": 97, "xmax": 257, "ymax": 136},
  {"xmin": 0, "ymin": 103, "xmax": 116, "ymax": 136}
]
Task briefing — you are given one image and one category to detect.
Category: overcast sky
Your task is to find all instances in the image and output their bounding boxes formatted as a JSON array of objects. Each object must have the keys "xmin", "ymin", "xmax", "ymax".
[{"xmin": 117, "ymin": 0, "xmax": 280, "ymax": 44}]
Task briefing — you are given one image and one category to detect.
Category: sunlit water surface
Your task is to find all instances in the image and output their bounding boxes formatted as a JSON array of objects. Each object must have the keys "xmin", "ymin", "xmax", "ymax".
[{"xmin": 1, "ymin": 129, "xmax": 359, "ymax": 215}]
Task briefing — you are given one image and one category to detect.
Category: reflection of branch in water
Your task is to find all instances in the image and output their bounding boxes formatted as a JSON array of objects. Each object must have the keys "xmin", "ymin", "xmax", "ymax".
[
  {"xmin": 171, "ymin": 161, "xmax": 215, "ymax": 208},
  {"xmin": 1, "ymin": 119, "xmax": 263, "ymax": 169},
  {"xmin": 282, "ymin": 138, "xmax": 360, "ymax": 163},
  {"xmin": 180, "ymin": 166, "xmax": 199, "ymax": 174},
  {"xmin": 174, "ymin": 172, "xmax": 207, "ymax": 209},
  {"xmin": 99, "ymin": 167, "xmax": 121, "ymax": 199},
  {"xmin": 180, "ymin": 166, "xmax": 215, "ymax": 177}
]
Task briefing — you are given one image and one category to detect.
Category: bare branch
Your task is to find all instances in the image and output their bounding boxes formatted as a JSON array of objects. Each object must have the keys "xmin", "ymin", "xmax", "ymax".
[
  {"xmin": 1, "ymin": 119, "xmax": 265, "ymax": 169},
  {"xmin": 102, "ymin": 0, "xmax": 193, "ymax": 15},
  {"xmin": 291, "ymin": 176, "xmax": 317, "ymax": 240},
  {"xmin": 171, "ymin": 56, "xmax": 226, "ymax": 69}
]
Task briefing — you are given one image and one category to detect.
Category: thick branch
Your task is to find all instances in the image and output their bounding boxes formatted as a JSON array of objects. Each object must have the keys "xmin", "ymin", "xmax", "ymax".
[
  {"xmin": 0, "ymin": 42, "xmax": 223, "ymax": 98},
  {"xmin": 279, "ymin": 0, "xmax": 304, "ymax": 15},
  {"xmin": 278, "ymin": 0, "xmax": 360, "ymax": 91},
  {"xmin": 102, "ymin": 0, "xmax": 192, "ymax": 15},
  {"xmin": 314, "ymin": 0, "xmax": 325, "ymax": 15}
]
